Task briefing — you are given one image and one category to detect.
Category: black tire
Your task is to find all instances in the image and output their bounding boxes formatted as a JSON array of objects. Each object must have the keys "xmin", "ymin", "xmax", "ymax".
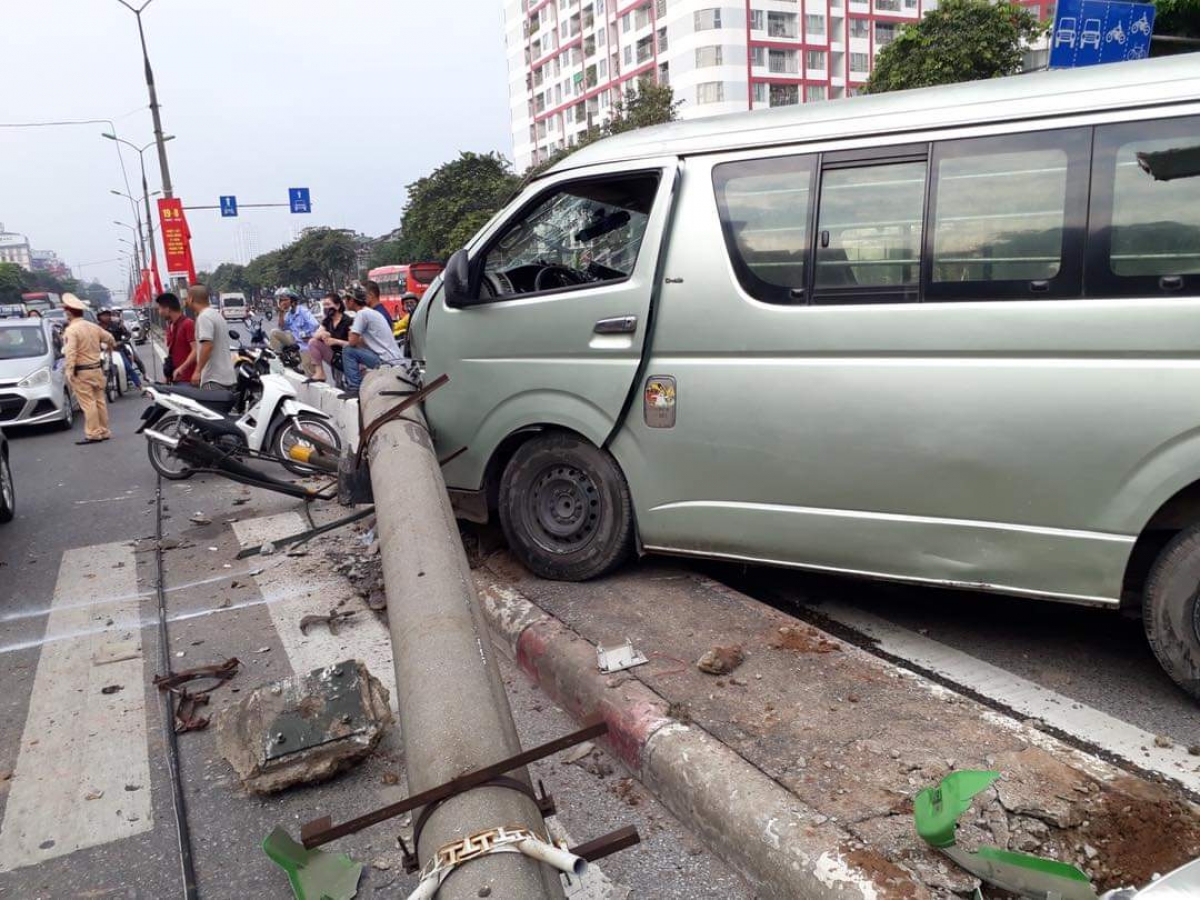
[
  {"xmin": 146, "ymin": 414, "xmax": 194, "ymax": 481},
  {"xmin": 498, "ymin": 433, "xmax": 634, "ymax": 581},
  {"xmin": 56, "ymin": 388, "xmax": 75, "ymax": 431},
  {"xmin": 0, "ymin": 450, "xmax": 14, "ymax": 523},
  {"xmin": 272, "ymin": 413, "xmax": 341, "ymax": 475},
  {"xmin": 105, "ymin": 366, "xmax": 120, "ymax": 403},
  {"xmin": 1143, "ymin": 524, "xmax": 1200, "ymax": 700}
]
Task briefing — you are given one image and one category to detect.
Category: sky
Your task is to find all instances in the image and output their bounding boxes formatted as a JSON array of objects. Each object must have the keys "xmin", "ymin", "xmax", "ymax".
[{"xmin": 0, "ymin": 0, "xmax": 514, "ymax": 299}]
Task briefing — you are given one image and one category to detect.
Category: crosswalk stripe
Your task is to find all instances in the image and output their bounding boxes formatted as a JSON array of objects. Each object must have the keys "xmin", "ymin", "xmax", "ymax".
[
  {"xmin": 0, "ymin": 542, "xmax": 153, "ymax": 872},
  {"xmin": 231, "ymin": 512, "xmax": 398, "ymax": 710}
]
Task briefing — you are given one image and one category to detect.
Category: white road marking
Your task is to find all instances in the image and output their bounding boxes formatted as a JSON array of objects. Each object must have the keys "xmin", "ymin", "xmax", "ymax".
[
  {"xmin": 811, "ymin": 600, "xmax": 1200, "ymax": 794},
  {"xmin": 0, "ymin": 542, "xmax": 153, "ymax": 871},
  {"xmin": 231, "ymin": 512, "xmax": 398, "ymax": 710}
]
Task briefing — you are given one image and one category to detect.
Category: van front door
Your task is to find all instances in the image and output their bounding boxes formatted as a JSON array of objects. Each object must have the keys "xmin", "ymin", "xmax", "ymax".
[{"xmin": 423, "ymin": 164, "xmax": 677, "ymax": 495}]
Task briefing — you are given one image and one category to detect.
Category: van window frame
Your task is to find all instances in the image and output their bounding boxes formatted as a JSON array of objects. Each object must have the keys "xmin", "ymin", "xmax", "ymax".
[
  {"xmin": 1087, "ymin": 114, "xmax": 1200, "ymax": 298},
  {"xmin": 922, "ymin": 127, "xmax": 1091, "ymax": 303},
  {"xmin": 711, "ymin": 152, "xmax": 819, "ymax": 305},
  {"xmin": 467, "ymin": 169, "xmax": 665, "ymax": 305},
  {"xmin": 809, "ymin": 144, "xmax": 929, "ymax": 306}
]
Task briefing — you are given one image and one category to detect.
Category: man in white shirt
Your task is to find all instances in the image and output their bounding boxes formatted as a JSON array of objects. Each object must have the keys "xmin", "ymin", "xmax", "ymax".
[{"xmin": 340, "ymin": 290, "xmax": 403, "ymax": 398}]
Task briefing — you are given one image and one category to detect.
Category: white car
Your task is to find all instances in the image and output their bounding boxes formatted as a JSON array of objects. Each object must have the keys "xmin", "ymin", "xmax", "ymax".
[
  {"xmin": 121, "ymin": 309, "xmax": 146, "ymax": 344},
  {"xmin": 0, "ymin": 318, "xmax": 75, "ymax": 430}
]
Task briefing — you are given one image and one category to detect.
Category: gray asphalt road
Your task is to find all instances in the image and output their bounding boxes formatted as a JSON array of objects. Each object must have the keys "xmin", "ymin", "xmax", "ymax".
[
  {"xmin": 0, "ymin": 337, "xmax": 744, "ymax": 899},
  {"xmin": 721, "ymin": 564, "xmax": 1200, "ymax": 750}
]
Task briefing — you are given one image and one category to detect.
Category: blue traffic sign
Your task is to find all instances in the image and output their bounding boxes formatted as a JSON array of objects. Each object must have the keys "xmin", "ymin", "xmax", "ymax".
[
  {"xmin": 219, "ymin": 195, "xmax": 238, "ymax": 217},
  {"xmin": 288, "ymin": 187, "xmax": 311, "ymax": 214},
  {"xmin": 1049, "ymin": 0, "xmax": 1154, "ymax": 69}
]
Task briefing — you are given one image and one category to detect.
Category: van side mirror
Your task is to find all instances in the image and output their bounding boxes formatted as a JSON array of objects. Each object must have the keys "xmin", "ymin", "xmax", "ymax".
[{"xmin": 443, "ymin": 249, "xmax": 476, "ymax": 309}]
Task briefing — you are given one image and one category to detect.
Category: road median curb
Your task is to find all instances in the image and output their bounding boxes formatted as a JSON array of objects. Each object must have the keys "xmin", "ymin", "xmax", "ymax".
[{"xmin": 476, "ymin": 579, "xmax": 910, "ymax": 900}]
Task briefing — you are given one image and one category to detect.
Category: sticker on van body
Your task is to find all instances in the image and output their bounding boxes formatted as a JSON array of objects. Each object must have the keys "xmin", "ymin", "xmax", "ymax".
[{"xmin": 644, "ymin": 376, "xmax": 676, "ymax": 428}]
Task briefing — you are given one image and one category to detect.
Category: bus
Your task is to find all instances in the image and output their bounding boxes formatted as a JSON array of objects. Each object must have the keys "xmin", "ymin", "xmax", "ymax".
[
  {"xmin": 20, "ymin": 292, "xmax": 61, "ymax": 316},
  {"xmin": 366, "ymin": 263, "xmax": 444, "ymax": 319}
]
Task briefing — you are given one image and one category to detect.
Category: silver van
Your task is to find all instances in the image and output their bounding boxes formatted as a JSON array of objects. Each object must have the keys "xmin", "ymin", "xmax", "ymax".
[{"xmin": 411, "ymin": 57, "xmax": 1200, "ymax": 697}]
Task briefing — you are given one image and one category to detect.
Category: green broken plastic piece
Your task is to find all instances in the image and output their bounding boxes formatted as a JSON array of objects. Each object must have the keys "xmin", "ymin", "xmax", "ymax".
[
  {"xmin": 914, "ymin": 771, "xmax": 1097, "ymax": 900},
  {"xmin": 913, "ymin": 770, "xmax": 1000, "ymax": 848},
  {"xmin": 263, "ymin": 826, "xmax": 363, "ymax": 900}
]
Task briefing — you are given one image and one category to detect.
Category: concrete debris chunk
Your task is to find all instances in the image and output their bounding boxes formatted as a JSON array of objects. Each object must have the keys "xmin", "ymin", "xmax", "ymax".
[
  {"xmin": 695, "ymin": 644, "xmax": 745, "ymax": 676},
  {"xmin": 216, "ymin": 659, "xmax": 392, "ymax": 795}
]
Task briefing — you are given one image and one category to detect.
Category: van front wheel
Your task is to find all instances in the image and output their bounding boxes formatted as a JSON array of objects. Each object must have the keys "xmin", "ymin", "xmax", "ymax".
[
  {"xmin": 1143, "ymin": 524, "xmax": 1200, "ymax": 700},
  {"xmin": 499, "ymin": 434, "xmax": 633, "ymax": 581}
]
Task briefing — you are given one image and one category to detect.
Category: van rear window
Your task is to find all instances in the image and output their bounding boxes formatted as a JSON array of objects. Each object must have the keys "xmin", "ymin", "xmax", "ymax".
[{"xmin": 713, "ymin": 154, "xmax": 816, "ymax": 304}]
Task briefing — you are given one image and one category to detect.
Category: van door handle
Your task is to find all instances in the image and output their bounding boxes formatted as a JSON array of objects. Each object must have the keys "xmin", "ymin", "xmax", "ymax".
[
  {"xmin": 1160, "ymin": 275, "xmax": 1184, "ymax": 291},
  {"xmin": 1029, "ymin": 280, "xmax": 1050, "ymax": 293},
  {"xmin": 594, "ymin": 316, "xmax": 638, "ymax": 334}
]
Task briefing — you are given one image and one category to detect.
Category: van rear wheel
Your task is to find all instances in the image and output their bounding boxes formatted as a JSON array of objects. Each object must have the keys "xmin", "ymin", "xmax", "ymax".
[
  {"xmin": 499, "ymin": 433, "xmax": 633, "ymax": 581},
  {"xmin": 1143, "ymin": 524, "xmax": 1200, "ymax": 700}
]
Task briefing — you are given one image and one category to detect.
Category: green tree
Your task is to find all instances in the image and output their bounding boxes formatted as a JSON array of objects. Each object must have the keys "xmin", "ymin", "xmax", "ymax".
[
  {"xmin": 1153, "ymin": 0, "xmax": 1200, "ymax": 46},
  {"xmin": 865, "ymin": 0, "xmax": 1044, "ymax": 94},
  {"xmin": 0, "ymin": 263, "xmax": 28, "ymax": 304},
  {"xmin": 525, "ymin": 78, "xmax": 681, "ymax": 178},
  {"xmin": 399, "ymin": 152, "xmax": 522, "ymax": 261},
  {"xmin": 81, "ymin": 280, "xmax": 112, "ymax": 308}
]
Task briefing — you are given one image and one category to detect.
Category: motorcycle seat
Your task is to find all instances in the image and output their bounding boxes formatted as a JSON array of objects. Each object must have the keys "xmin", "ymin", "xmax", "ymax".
[{"xmin": 160, "ymin": 384, "xmax": 239, "ymax": 413}]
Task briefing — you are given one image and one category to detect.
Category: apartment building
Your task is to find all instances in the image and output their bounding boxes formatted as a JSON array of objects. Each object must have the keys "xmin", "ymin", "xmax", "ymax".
[
  {"xmin": 0, "ymin": 224, "xmax": 33, "ymax": 271},
  {"xmin": 503, "ymin": 0, "xmax": 1052, "ymax": 171}
]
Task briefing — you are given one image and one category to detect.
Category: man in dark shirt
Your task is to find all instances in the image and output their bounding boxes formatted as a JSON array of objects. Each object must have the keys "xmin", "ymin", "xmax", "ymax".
[
  {"xmin": 156, "ymin": 292, "xmax": 196, "ymax": 383},
  {"xmin": 97, "ymin": 308, "xmax": 142, "ymax": 389},
  {"xmin": 363, "ymin": 281, "xmax": 394, "ymax": 329}
]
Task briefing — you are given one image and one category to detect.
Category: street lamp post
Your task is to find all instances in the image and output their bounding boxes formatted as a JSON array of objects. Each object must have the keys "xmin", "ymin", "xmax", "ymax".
[
  {"xmin": 111, "ymin": 186, "xmax": 161, "ymax": 287},
  {"xmin": 103, "ymin": 134, "xmax": 172, "ymax": 286},
  {"xmin": 115, "ymin": 225, "xmax": 143, "ymax": 276},
  {"xmin": 114, "ymin": 0, "xmax": 175, "ymax": 200}
]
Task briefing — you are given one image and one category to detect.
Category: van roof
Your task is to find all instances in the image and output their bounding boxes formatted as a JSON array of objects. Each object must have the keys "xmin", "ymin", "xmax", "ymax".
[{"xmin": 551, "ymin": 57, "xmax": 1200, "ymax": 174}]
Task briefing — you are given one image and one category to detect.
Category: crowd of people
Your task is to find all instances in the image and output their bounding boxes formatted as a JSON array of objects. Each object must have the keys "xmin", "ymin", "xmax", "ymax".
[
  {"xmin": 264, "ymin": 280, "xmax": 406, "ymax": 399},
  {"xmin": 55, "ymin": 280, "xmax": 410, "ymax": 444}
]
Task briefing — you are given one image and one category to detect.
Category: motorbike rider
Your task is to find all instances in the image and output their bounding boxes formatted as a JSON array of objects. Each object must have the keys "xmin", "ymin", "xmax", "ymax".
[
  {"xmin": 97, "ymin": 308, "xmax": 143, "ymax": 390},
  {"xmin": 270, "ymin": 289, "xmax": 319, "ymax": 377}
]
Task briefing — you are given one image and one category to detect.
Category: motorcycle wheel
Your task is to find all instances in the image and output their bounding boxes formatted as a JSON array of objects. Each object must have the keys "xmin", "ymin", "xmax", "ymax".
[
  {"xmin": 147, "ymin": 415, "xmax": 195, "ymax": 480},
  {"xmin": 105, "ymin": 367, "xmax": 120, "ymax": 403},
  {"xmin": 272, "ymin": 414, "xmax": 341, "ymax": 475}
]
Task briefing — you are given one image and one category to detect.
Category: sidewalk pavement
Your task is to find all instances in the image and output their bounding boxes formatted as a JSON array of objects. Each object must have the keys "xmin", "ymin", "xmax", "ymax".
[{"xmin": 473, "ymin": 549, "xmax": 1200, "ymax": 899}]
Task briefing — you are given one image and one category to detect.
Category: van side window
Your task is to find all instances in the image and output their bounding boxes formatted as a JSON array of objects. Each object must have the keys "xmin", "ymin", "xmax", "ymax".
[
  {"xmin": 479, "ymin": 174, "xmax": 660, "ymax": 300},
  {"xmin": 712, "ymin": 154, "xmax": 817, "ymax": 304},
  {"xmin": 1089, "ymin": 116, "xmax": 1200, "ymax": 296},
  {"xmin": 925, "ymin": 128, "xmax": 1089, "ymax": 301},
  {"xmin": 813, "ymin": 160, "xmax": 925, "ymax": 301}
]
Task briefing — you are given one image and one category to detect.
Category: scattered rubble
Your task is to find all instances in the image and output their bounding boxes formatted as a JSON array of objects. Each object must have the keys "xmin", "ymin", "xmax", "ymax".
[
  {"xmin": 154, "ymin": 657, "xmax": 241, "ymax": 734},
  {"xmin": 299, "ymin": 608, "xmax": 358, "ymax": 636},
  {"xmin": 216, "ymin": 659, "xmax": 392, "ymax": 795},
  {"xmin": 695, "ymin": 645, "xmax": 745, "ymax": 676},
  {"xmin": 770, "ymin": 624, "xmax": 840, "ymax": 654}
]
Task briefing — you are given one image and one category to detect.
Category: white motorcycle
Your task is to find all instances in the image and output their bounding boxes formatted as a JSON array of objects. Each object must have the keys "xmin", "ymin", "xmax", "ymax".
[{"xmin": 139, "ymin": 341, "xmax": 340, "ymax": 480}]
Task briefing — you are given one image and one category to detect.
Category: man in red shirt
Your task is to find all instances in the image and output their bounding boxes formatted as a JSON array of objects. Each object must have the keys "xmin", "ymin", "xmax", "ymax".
[{"xmin": 155, "ymin": 292, "xmax": 196, "ymax": 383}]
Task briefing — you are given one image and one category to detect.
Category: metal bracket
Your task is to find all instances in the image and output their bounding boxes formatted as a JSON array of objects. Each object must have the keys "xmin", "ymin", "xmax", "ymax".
[
  {"xmin": 355, "ymin": 373, "xmax": 448, "ymax": 469},
  {"xmin": 597, "ymin": 638, "xmax": 648, "ymax": 673},
  {"xmin": 300, "ymin": 721, "xmax": 607, "ymax": 849},
  {"xmin": 235, "ymin": 505, "xmax": 375, "ymax": 559}
]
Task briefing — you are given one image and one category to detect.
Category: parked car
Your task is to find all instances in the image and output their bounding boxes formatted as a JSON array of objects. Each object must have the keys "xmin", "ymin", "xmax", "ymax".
[
  {"xmin": 0, "ymin": 426, "xmax": 12, "ymax": 523},
  {"xmin": 411, "ymin": 56, "xmax": 1200, "ymax": 698},
  {"xmin": 0, "ymin": 318, "xmax": 75, "ymax": 430}
]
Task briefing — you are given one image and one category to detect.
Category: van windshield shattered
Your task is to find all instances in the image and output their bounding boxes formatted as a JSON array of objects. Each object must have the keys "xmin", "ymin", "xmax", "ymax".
[{"xmin": 481, "ymin": 174, "xmax": 659, "ymax": 297}]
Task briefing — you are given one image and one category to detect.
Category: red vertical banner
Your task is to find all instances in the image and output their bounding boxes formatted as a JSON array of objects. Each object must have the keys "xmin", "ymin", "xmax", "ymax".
[{"xmin": 157, "ymin": 198, "xmax": 197, "ymax": 285}]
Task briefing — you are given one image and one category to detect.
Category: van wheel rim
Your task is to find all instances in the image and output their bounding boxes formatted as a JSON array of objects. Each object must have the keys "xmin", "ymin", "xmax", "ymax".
[{"xmin": 530, "ymin": 465, "xmax": 599, "ymax": 549}]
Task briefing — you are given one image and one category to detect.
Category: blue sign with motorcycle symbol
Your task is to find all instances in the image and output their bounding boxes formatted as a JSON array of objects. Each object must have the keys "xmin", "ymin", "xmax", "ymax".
[{"xmin": 1049, "ymin": 0, "xmax": 1154, "ymax": 68}]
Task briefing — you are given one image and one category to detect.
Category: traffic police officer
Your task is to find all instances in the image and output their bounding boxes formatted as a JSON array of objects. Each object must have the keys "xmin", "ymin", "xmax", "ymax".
[{"xmin": 61, "ymin": 293, "xmax": 115, "ymax": 444}]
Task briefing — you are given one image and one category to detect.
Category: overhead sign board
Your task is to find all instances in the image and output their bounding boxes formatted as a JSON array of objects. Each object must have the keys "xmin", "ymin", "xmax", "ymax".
[
  {"xmin": 288, "ymin": 187, "xmax": 311, "ymax": 214},
  {"xmin": 1049, "ymin": 0, "xmax": 1154, "ymax": 68},
  {"xmin": 220, "ymin": 195, "xmax": 238, "ymax": 217}
]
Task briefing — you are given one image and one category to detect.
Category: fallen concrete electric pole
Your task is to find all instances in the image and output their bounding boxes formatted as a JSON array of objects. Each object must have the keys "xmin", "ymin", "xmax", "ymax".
[{"xmin": 359, "ymin": 370, "xmax": 565, "ymax": 900}]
